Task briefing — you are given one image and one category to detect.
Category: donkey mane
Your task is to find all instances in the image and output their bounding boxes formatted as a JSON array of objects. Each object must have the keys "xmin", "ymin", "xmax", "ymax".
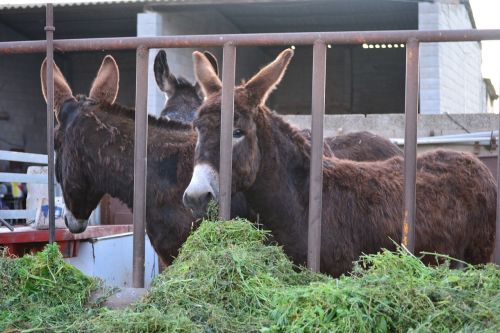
[
  {"xmin": 174, "ymin": 76, "xmax": 197, "ymax": 90},
  {"xmin": 75, "ymin": 95, "xmax": 193, "ymax": 132}
]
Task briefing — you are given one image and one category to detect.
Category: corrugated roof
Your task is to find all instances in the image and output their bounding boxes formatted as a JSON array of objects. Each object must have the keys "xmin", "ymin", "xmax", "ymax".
[
  {"xmin": 0, "ymin": 0, "xmax": 331, "ymax": 10},
  {"xmin": 0, "ymin": 0, "xmax": 148, "ymax": 10}
]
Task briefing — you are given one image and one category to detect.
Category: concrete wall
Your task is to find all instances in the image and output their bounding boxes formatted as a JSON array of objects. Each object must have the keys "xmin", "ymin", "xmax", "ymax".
[
  {"xmin": 0, "ymin": 22, "xmax": 46, "ymax": 162},
  {"xmin": 138, "ymin": 10, "xmax": 269, "ymax": 117},
  {"xmin": 285, "ymin": 113, "xmax": 497, "ymax": 139},
  {"xmin": 419, "ymin": 1, "xmax": 484, "ymax": 114}
]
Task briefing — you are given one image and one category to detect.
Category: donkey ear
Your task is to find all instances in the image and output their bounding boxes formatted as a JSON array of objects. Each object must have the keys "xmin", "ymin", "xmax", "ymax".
[
  {"xmin": 193, "ymin": 51, "xmax": 222, "ymax": 98},
  {"xmin": 40, "ymin": 58, "xmax": 75, "ymax": 122},
  {"xmin": 194, "ymin": 51, "xmax": 220, "ymax": 100},
  {"xmin": 89, "ymin": 55, "xmax": 119, "ymax": 104},
  {"xmin": 203, "ymin": 51, "xmax": 219, "ymax": 76},
  {"xmin": 154, "ymin": 50, "xmax": 178, "ymax": 97},
  {"xmin": 244, "ymin": 48, "xmax": 294, "ymax": 106}
]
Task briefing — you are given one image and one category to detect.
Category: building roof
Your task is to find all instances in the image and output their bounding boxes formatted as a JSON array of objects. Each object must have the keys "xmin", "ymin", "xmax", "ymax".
[{"xmin": 1, "ymin": 0, "xmax": 326, "ymax": 10}]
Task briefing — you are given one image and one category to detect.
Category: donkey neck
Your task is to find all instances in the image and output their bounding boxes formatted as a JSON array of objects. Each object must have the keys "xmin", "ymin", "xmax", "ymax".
[
  {"xmin": 79, "ymin": 106, "xmax": 195, "ymax": 210},
  {"xmin": 245, "ymin": 110, "xmax": 313, "ymax": 262}
]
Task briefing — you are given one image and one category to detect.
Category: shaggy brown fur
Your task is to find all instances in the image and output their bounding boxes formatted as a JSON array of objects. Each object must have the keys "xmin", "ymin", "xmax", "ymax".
[
  {"xmin": 185, "ymin": 49, "xmax": 497, "ymax": 277},
  {"xmin": 42, "ymin": 55, "xmax": 253, "ymax": 264},
  {"xmin": 53, "ymin": 97, "xmax": 197, "ymax": 264},
  {"xmin": 299, "ymin": 129, "xmax": 403, "ymax": 160}
]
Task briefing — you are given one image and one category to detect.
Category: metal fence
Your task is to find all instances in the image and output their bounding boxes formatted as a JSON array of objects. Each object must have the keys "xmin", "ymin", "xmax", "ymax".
[{"xmin": 0, "ymin": 4, "xmax": 499, "ymax": 287}]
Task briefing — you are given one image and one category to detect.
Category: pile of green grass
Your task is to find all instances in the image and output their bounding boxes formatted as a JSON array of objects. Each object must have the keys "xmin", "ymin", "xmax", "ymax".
[
  {"xmin": 1, "ymin": 219, "xmax": 499, "ymax": 332},
  {"xmin": 81, "ymin": 219, "xmax": 326, "ymax": 332},
  {"xmin": 0, "ymin": 244, "xmax": 100, "ymax": 332},
  {"xmin": 266, "ymin": 249, "xmax": 499, "ymax": 332}
]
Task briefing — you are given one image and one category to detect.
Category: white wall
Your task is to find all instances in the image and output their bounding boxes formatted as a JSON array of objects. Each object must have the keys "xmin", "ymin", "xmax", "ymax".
[
  {"xmin": 138, "ymin": 9, "xmax": 268, "ymax": 117},
  {"xmin": 419, "ymin": 1, "xmax": 484, "ymax": 114}
]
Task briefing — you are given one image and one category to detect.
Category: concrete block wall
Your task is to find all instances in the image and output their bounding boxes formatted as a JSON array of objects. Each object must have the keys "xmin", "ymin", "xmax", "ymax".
[
  {"xmin": 419, "ymin": 1, "xmax": 484, "ymax": 114},
  {"xmin": 138, "ymin": 9, "xmax": 268, "ymax": 117},
  {"xmin": 285, "ymin": 113, "xmax": 497, "ymax": 139},
  {"xmin": 0, "ymin": 22, "xmax": 46, "ymax": 164}
]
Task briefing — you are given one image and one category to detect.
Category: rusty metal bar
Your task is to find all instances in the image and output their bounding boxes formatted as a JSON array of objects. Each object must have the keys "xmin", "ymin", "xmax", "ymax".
[
  {"xmin": 132, "ymin": 45, "xmax": 148, "ymax": 288},
  {"xmin": 2, "ymin": 29, "xmax": 500, "ymax": 54},
  {"xmin": 495, "ymin": 95, "xmax": 500, "ymax": 265},
  {"xmin": 219, "ymin": 43, "xmax": 236, "ymax": 221},
  {"xmin": 402, "ymin": 39, "xmax": 420, "ymax": 253},
  {"xmin": 307, "ymin": 40, "xmax": 327, "ymax": 272},
  {"xmin": 45, "ymin": 3, "xmax": 56, "ymax": 244}
]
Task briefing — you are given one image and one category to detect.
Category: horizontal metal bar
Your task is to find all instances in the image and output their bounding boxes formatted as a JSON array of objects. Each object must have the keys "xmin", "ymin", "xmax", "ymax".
[
  {"xmin": 1, "ymin": 29, "xmax": 499, "ymax": 54},
  {"xmin": 0, "ymin": 209, "xmax": 36, "ymax": 219},
  {"xmin": 422, "ymin": 131, "xmax": 498, "ymax": 139},
  {"xmin": 0, "ymin": 150, "xmax": 48, "ymax": 164},
  {"xmin": 0, "ymin": 173, "xmax": 48, "ymax": 184},
  {"xmin": 391, "ymin": 137, "xmax": 497, "ymax": 145}
]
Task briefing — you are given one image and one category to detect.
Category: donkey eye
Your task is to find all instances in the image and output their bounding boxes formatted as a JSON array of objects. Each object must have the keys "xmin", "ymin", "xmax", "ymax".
[{"xmin": 232, "ymin": 129, "xmax": 244, "ymax": 139}]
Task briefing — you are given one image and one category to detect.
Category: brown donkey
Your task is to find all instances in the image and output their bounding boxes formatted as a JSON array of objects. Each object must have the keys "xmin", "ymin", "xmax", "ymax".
[
  {"xmin": 153, "ymin": 49, "xmax": 401, "ymax": 217},
  {"xmin": 300, "ymin": 129, "xmax": 402, "ymax": 161},
  {"xmin": 183, "ymin": 49, "xmax": 496, "ymax": 277},
  {"xmin": 39, "ymin": 55, "xmax": 251, "ymax": 264},
  {"xmin": 155, "ymin": 48, "xmax": 402, "ymax": 161}
]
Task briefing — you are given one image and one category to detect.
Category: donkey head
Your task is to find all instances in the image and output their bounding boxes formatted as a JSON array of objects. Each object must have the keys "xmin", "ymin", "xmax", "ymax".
[
  {"xmin": 183, "ymin": 49, "xmax": 293, "ymax": 218},
  {"xmin": 40, "ymin": 55, "xmax": 119, "ymax": 233},
  {"xmin": 154, "ymin": 50, "xmax": 218, "ymax": 123}
]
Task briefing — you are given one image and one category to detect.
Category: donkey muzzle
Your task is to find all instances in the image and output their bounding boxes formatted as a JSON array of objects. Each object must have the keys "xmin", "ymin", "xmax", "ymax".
[
  {"xmin": 183, "ymin": 191, "xmax": 214, "ymax": 219},
  {"xmin": 183, "ymin": 164, "xmax": 219, "ymax": 218},
  {"xmin": 64, "ymin": 210, "xmax": 88, "ymax": 234}
]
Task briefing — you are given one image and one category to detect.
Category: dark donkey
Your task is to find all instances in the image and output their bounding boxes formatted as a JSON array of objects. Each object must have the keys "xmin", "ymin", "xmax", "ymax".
[
  {"xmin": 39, "ymin": 55, "xmax": 249, "ymax": 264},
  {"xmin": 154, "ymin": 50, "xmax": 219, "ymax": 123},
  {"xmin": 183, "ymin": 49, "xmax": 496, "ymax": 277}
]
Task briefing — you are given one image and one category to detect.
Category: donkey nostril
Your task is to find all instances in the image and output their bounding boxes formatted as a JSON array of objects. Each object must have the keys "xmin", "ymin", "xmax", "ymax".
[
  {"xmin": 64, "ymin": 215, "xmax": 69, "ymax": 228},
  {"xmin": 205, "ymin": 192, "xmax": 213, "ymax": 202}
]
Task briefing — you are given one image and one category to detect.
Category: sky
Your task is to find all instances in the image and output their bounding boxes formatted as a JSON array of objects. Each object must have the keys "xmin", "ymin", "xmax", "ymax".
[{"xmin": 470, "ymin": 0, "xmax": 500, "ymax": 95}]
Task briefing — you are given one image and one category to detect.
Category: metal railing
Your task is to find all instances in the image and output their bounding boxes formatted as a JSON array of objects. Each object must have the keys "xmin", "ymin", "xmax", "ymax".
[
  {"xmin": 0, "ymin": 150, "xmax": 48, "ymax": 222},
  {"xmin": 0, "ymin": 3, "xmax": 499, "ymax": 287}
]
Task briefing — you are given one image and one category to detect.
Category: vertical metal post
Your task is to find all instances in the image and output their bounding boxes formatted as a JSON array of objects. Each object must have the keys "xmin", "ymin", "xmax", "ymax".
[
  {"xmin": 307, "ymin": 40, "xmax": 327, "ymax": 272},
  {"xmin": 45, "ymin": 3, "xmax": 56, "ymax": 244},
  {"xmin": 219, "ymin": 43, "xmax": 236, "ymax": 221},
  {"xmin": 495, "ymin": 94, "xmax": 500, "ymax": 265},
  {"xmin": 402, "ymin": 38, "xmax": 420, "ymax": 253},
  {"xmin": 132, "ymin": 45, "xmax": 148, "ymax": 288}
]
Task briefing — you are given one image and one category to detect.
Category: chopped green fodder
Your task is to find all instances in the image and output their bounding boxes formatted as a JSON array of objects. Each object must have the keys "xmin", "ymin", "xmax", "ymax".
[
  {"xmin": 81, "ymin": 218, "xmax": 327, "ymax": 333},
  {"xmin": 0, "ymin": 244, "xmax": 100, "ymax": 333},
  {"xmin": 1, "ymin": 219, "xmax": 499, "ymax": 333},
  {"xmin": 265, "ymin": 249, "xmax": 500, "ymax": 333}
]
